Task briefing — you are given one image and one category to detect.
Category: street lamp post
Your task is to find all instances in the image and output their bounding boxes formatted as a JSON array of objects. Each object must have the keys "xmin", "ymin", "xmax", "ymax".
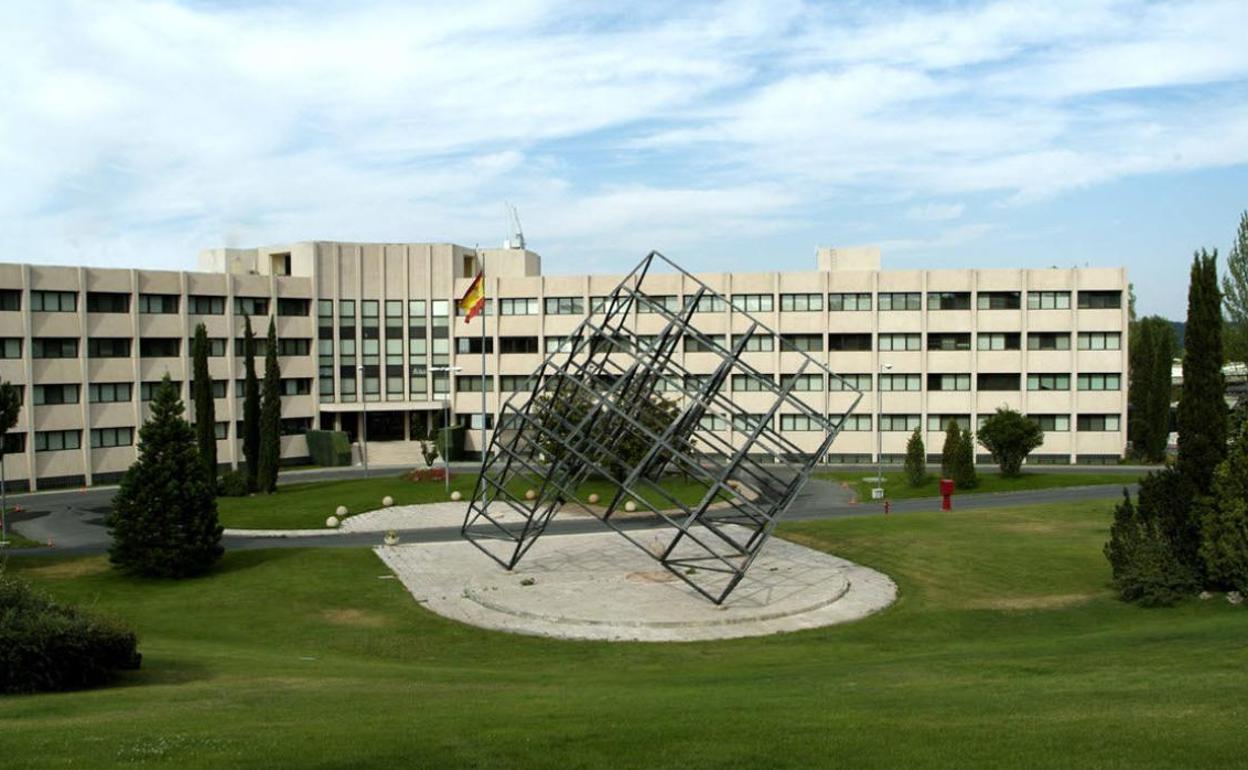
[
  {"xmin": 357, "ymin": 364, "xmax": 368, "ymax": 478},
  {"xmin": 874, "ymin": 362, "xmax": 893, "ymax": 501}
]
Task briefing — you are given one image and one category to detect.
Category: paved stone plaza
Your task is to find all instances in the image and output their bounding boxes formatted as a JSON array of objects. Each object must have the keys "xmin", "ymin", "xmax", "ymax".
[{"xmin": 376, "ymin": 527, "xmax": 896, "ymax": 642}]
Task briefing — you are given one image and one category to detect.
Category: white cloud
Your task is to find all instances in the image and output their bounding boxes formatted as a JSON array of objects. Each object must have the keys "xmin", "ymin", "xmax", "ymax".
[{"xmin": 907, "ymin": 203, "xmax": 965, "ymax": 222}]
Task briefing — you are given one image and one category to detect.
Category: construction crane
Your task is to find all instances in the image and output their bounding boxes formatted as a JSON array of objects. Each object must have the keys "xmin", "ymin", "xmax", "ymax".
[{"xmin": 504, "ymin": 203, "xmax": 526, "ymax": 250}]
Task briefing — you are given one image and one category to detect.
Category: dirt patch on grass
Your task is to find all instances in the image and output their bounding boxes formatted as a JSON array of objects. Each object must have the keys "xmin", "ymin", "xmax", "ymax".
[
  {"xmin": 22, "ymin": 557, "xmax": 110, "ymax": 580},
  {"xmin": 969, "ymin": 592, "xmax": 1105, "ymax": 611},
  {"xmin": 321, "ymin": 608, "xmax": 389, "ymax": 628},
  {"xmin": 996, "ymin": 521, "xmax": 1061, "ymax": 535}
]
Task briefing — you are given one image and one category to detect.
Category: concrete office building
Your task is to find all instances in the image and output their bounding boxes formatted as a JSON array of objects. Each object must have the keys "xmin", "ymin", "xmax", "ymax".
[{"xmin": 0, "ymin": 242, "xmax": 1128, "ymax": 490}]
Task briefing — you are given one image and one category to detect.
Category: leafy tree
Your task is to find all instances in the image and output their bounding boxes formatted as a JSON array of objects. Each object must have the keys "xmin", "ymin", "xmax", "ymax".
[
  {"xmin": 1200, "ymin": 407, "xmax": 1248, "ymax": 593},
  {"xmin": 241, "ymin": 316, "xmax": 260, "ymax": 492},
  {"xmin": 1128, "ymin": 316, "xmax": 1176, "ymax": 462},
  {"xmin": 940, "ymin": 420, "xmax": 962, "ymax": 479},
  {"xmin": 0, "ymin": 381, "xmax": 20, "ymax": 543},
  {"xmin": 1222, "ymin": 210, "xmax": 1248, "ymax": 364},
  {"xmin": 953, "ymin": 429, "xmax": 978, "ymax": 489},
  {"xmin": 255, "ymin": 317, "xmax": 282, "ymax": 493},
  {"xmin": 904, "ymin": 427, "xmax": 926, "ymax": 487},
  {"xmin": 976, "ymin": 407, "xmax": 1044, "ymax": 477},
  {"xmin": 1104, "ymin": 487, "xmax": 1198, "ymax": 606},
  {"xmin": 108, "ymin": 375, "xmax": 222, "ymax": 577},
  {"xmin": 191, "ymin": 323, "xmax": 216, "ymax": 485},
  {"xmin": 1176, "ymin": 249, "xmax": 1226, "ymax": 495}
]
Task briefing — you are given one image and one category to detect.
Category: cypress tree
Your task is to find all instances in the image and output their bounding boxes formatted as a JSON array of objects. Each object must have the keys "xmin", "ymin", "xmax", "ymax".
[
  {"xmin": 256, "ymin": 317, "xmax": 282, "ymax": 493},
  {"xmin": 191, "ymin": 323, "xmax": 216, "ymax": 485},
  {"xmin": 108, "ymin": 375, "xmax": 222, "ymax": 577},
  {"xmin": 1132, "ymin": 316, "xmax": 1177, "ymax": 462},
  {"xmin": 940, "ymin": 419, "xmax": 961, "ymax": 479},
  {"xmin": 1222, "ymin": 211, "xmax": 1248, "ymax": 364},
  {"xmin": 953, "ymin": 429, "xmax": 978, "ymax": 489},
  {"xmin": 242, "ymin": 316, "xmax": 260, "ymax": 492},
  {"xmin": 904, "ymin": 427, "xmax": 926, "ymax": 487},
  {"xmin": 1176, "ymin": 250, "xmax": 1226, "ymax": 495},
  {"xmin": 1200, "ymin": 406, "xmax": 1248, "ymax": 593}
]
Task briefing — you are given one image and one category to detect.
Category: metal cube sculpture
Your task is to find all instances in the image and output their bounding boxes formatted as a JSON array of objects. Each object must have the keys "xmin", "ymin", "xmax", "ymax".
[{"xmin": 461, "ymin": 251, "xmax": 864, "ymax": 604}]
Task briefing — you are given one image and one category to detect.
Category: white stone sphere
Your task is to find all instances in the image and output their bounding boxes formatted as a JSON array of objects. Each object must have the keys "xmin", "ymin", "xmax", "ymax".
[
  {"xmin": 335, "ymin": 505, "xmax": 348, "ymax": 518},
  {"xmin": 325, "ymin": 515, "xmax": 340, "ymax": 528},
  {"xmin": 588, "ymin": 493, "xmax": 600, "ymax": 504},
  {"xmin": 382, "ymin": 496, "xmax": 394, "ymax": 507},
  {"xmin": 624, "ymin": 500, "xmax": 637, "ymax": 513},
  {"xmin": 450, "ymin": 490, "xmax": 463, "ymax": 502},
  {"xmin": 525, "ymin": 489, "xmax": 537, "ymax": 501}
]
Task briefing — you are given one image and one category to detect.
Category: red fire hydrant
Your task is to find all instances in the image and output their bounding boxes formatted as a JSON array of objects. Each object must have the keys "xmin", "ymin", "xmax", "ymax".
[{"xmin": 940, "ymin": 478, "xmax": 955, "ymax": 511}]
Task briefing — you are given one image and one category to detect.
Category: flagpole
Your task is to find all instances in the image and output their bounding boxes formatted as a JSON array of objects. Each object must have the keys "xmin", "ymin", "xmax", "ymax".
[{"xmin": 479, "ymin": 246, "xmax": 487, "ymax": 473}]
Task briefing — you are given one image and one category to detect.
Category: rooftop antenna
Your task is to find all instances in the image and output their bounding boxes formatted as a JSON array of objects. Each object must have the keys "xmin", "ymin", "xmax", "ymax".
[{"xmin": 504, "ymin": 203, "xmax": 525, "ymax": 250}]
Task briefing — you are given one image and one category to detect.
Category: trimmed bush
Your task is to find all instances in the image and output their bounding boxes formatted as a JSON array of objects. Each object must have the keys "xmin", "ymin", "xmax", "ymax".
[
  {"xmin": 977, "ymin": 407, "xmax": 1044, "ymax": 477},
  {"xmin": 219, "ymin": 469, "xmax": 250, "ymax": 498},
  {"xmin": 0, "ymin": 574, "xmax": 140, "ymax": 693}
]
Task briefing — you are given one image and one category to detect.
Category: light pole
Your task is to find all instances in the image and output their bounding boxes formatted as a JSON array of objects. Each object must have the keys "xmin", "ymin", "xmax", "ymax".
[
  {"xmin": 430, "ymin": 365, "xmax": 463, "ymax": 493},
  {"xmin": 873, "ymin": 362, "xmax": 893, "ymax": 501},
  {"xmin": 357, "ymin": 364, "xmax": 368, "ymax": 477}
]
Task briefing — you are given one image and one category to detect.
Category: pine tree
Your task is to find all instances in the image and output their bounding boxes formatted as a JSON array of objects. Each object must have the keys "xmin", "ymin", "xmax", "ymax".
[
  {"xmin": 904, "ymin": 427, "xmax": 926, "ymax": 487},
  {"xmin": 108, "ymin": 375, "xmax": 222, "ymax": 577},
  {"xmin": 242, "ymin": 316, "xmax": 260, "ymax": 492},
  {"xmin": 953, "ymin": 429, "xmax": 978, "ymax": 489},
  {"xmin": 256, "ymin": 317, "xmax": 282, "ymax": 493},
  {"xmin": 1143, "ymin": 318, "xmax": 1176, "ymax": 462},
  {"xmin": 1222, "ymin": 211, "xmax": 1248, "ymax": 364},
  {"xmin": 0, "ymin": 381, "xmax": 20, "ymax": 544},
  {"xmin": 191, "ymin": 323, "xmax": 216, "ymax": 485},
  {"xmin": 1176, "ymin": 250, "xmax": 1226, "ymax": 495},
  {"xmin": 940, "ymin": 419, "xmax": 961, "ymax": 479},
  {"xmin": 1104, "ymin": 487, "xmax": 1197, "ymax": 606},
  {"xmin": 1200, "ymin": 407, "xmax": 1248, "ymax": 593}
]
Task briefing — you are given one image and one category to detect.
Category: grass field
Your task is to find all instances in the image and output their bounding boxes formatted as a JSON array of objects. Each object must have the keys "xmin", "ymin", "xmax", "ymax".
[
  {"xmin": 218, "ymin": 473, "xmax": 725, "ymax": 529},
  {"xmin": 5, "ymin": 499, "xmax": 1247, "ymax": 768},
  {"xmin": 817, "ymin": 469, "xmax": 1144, "ymax": 501}
]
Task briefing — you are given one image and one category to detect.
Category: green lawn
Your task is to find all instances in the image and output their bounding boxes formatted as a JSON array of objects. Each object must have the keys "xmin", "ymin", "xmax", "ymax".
[
  {"xmin": 0, "ymin": 528, "xmax": 41, "ymax": 548},
  {"xmin": 219, "ymin": 473, "xmax": 728, "ymax": 529},
  {"xmin": 818, "ymin": 469, "xmax": 1144, "ymax": 501},
  {"xmin": 5, "ymin": 500, "xmax": 1248, "ymax": 768}
]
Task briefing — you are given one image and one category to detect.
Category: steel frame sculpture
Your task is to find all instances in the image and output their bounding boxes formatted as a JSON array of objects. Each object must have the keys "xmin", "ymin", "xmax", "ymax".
[{"xmin": 460, "ymin": 251, "xmax": 863, "ymax": 604}]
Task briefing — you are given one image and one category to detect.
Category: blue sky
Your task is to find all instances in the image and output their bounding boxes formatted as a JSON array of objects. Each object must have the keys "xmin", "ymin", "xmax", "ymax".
[{"xmin": 1, "ymin": 0, "xmax": 1245, "ymax": 318}]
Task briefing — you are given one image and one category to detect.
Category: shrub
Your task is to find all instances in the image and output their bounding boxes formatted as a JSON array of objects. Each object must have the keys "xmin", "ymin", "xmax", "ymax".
[
  {"xmin": 977, "ymin": 407, "xmax": 1044, "ymax": 476},
  {"xmin": 219, "ymin": 469, "xmax": 250, "ymax": 498},
  {"xmin": 953, "ymin": 430, "xmax": 978, "ymax": 489},
  {"xmin": 1105, "ymin": 488, "xmax": 1197, "ymax": 606},
  {"xmin": 0, "ymin": 573, "xmax": 140, "ymax": 694},
  {"xmin": 940, "ymin": 420, "xmax": 961, "ymax": 479},
  {"xmin": 1200, "ymin": 408, "xmax": 1248, "ymax": 592},
  {"xmin": 904, "ymin": 427, "xmax": 927, "ymax": 487}
]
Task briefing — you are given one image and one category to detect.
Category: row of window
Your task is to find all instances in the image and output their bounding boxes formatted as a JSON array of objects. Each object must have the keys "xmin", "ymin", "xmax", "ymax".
[
  {"xmin": 1, "ymin": 290, "xmax": 311, "ymax": 317},
  {"xmin": 17, "ymin": 379, "xmax": 313, "ymax": 406},
  {"xmin": 2, "ymin": 336, "xmax": 315, "ymax": 359},
  {"xmin": 26, "ymin": 416, "xmax": 318, "ymax": 453},
  {"xmin": 762, "ymin": 413, "xmax": 1121, "ymax": 433}
]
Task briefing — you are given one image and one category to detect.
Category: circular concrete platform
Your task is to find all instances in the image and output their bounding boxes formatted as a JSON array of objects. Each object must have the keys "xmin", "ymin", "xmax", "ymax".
[{"xmin": 375, "ymin": 528, "xmax": 896, "ymax": 642}]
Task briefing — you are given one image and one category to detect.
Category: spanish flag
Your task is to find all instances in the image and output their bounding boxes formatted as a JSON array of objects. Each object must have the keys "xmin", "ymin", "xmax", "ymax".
[{"xmin": 459, "ymin": 270, "xmax": 486, "ymax": 323}]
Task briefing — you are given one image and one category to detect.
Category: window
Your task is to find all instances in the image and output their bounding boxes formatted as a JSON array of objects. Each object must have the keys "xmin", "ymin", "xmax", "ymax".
[
  {"xmin": 732, "ymin": 373, "xmax": 773, "ymax": 392},
  {"xmin": 1077, "ymin": 414, "xmax": 1121, "ymax": 431},
  {"xmin": 280, "ymin": 417, "xmax": 313, "ymax": 436},
  {"xmin": 637, "ymin": 295, "xmax": 680, "ymax": 314},
  {"xmin": 1078, "ymin": 290, "xmax": 1122, "ymax": 309},
  {"xmin": 928, "ymin": 373, "xmax": 970, "ymax": 391},
  {"xmin": 188, "ymin": 295, "xmax": 225, "ymax": 315},
  {"xmin": 278, "ymin": 298, "xmax": 310, "ymax": 316},
  {"xmin": 683, "ymin": 335, "xmax": 725, "ymax": 353},
  {"xmin": 280, "ymin": 378, "xmax": 312, "ymax": 396},
  {"xmin": 456, "ymin": 376, "xmax": 494, "ymax": 392},
  {"xmin": 878, "ymin": 333, "xmax": 921, "ymax": 351},
  {"xmin": 927, "ymin": 292, "xmax": 971, "ymax": 310},
  {"xmin": 880, "ymin": 414, "xmax": 921, "ymax": 431},
  {"xmin": 235, "ymin": 336, "xmax": 270, "ymax": 357},
  {"xmin": 35, "ymin": 429, "xmax": 81, "ymax": 452},
  {"xmin": 831, "ymin": 414, "xmax": 872, "ymax": 431},
  {"xmin": 188, "ymin": 337, "xmax": 226, "ymax": 357},
  {"xmin": 1078, "ymin": 373, "xmax": 1121, "ymax": 391},
  {"xmin": 977, "ymin": 333, "xmax": 1021, "ymax": 351},
  {"xmin": 1030, "ymin": 414, "xmax": 1071, "ymax": 431},
  {"xmin": 2, "ymin": 433, "xmax": 25, "ymax": 453},
  {"xmin": 732, "ymin": 414, "xmax": 771, "ymax": 432},
  {"xmin": 780, "ymin": 414, "xmax": 820, "ymax": 431},
  {"xmin": 781, "ymin": 373, "xmax": 823, "ymax": 391},
  {"xmin": 977, "ymin": 291, "xmax": 1021, "ymax": 310},
  {"xmin": 0, "ymin": 290, "xmax": 20, "ymax": 311},
  {"xmin": 86, "ymin": 292, "xmax": 129, "ymax": 313},
  {"xmin": 1027, "ymin": 332, "xmax": 1071, "ymax": 351},
  {"xmin": 978, "ymin": 373, "xmax": 1020, "ymax": 391},
  {"xmin": 690, "ymin": 295, "xmax": 726, "ymax": 313},
  {"xmin": 732, "ymin": 294, "xmax": 773, "ymax": 313},
  {"xmin": 31, "ymin": 290, "xmax": 77, "ymax": 312},
  {"xmin": 90, "ymin": 427, "xmax": 133, "ymax": 449},
  {"xmin": 684, "ymin": 374, "xmax": 711, "ymax": 391},
  {"xmin": 880, "ymin": 373, "xmax": 921, "ymax": 391},
  {"xmin": 1028, "ymin": 291, "xmax": 1071, "ymax": 310},
  {"xmin": 928, "ymin": 332, "xmax": 971, "ymax": 351},
  {"xmin": 89, "ymin": 383, "xmax": 132, "ymax": 403},
  {"xmin": 1028, "ymin": 373, "xmax": 1070, "ymax": 391},
  {"xmin": 830, "ymin": 373, "xmax": 872, "ymax": 391},
  {"xmin": 1078, "ymin": 332, "xmax": 1121, "ymax": 351},
  {"xmin": 139, "ymin": 294, "xmax": 179, "ymax": 314},
  {"xmin": 499, "ymin": 375, "xmax": 531, "ymax": 392},
  {"xmin": 140, "ymin": 381, "xmax": 182, "ymax": 401},
  {"xmin": 732, "ymin": 334, "xmax": 774, "ymax": 352},
  {"xmin": 828, "ymin": 293, "xmax": 871, "ymax": 311},
  {"xmin": 928, "ymin": 414, "xmax": 971, "ymax": 432},
  {"xmin": 878, "ymin": 292, "xmax": 921, "ymax": 311},
  {"xmin": 455, "ymin": 298, "xmax": 492, "ymax": 317},
  {"xmin": 499, "ymin": 297, "xmax": 539, "ymax": 316},
  {"xmin": 385, "ymin": 300, "xmax": 403, "ymax": 319},
  {"xmin": 545, "ymin": 336, "xmax": 573, "ymax": 354},
  {"xmin": 277, "ymin": 338, "xmax": 311, "ymax": 356},
  {"xmin": 87, "ymin": 338, "xmax": 131, "ymax": 358},
  {"xmin": 32, "ymin": 338, "xmax": 78, "ymax": 358},
  {"xmin": 0, "ymin": 338, "xmax": 21, "ymax": 358},
  {"xmin": 544, "ymin": 297, "xmax": 584, "ymax": 315},
  {"xmin": 780, "ymin": 293, "xmax": 822, "ymax": 312},
  {"xmin": 213, "ymin": 421, "xmax": 228, "ymax": 440},
  {"xmin": 828, "ymin": 334, "xmax": 872, "ymax": 351},
  {"xmin": 33, "ymin": 384, "xmax": 79, "ymax": 405},
  {"xmin": 462, "ymin": 413, "xmax": 494, "ymax": 431},
  {"xmin": 781, "ymin": 334, "xmax": 823, "ymax": 352},
  {"xmin": 140, "ymin": 338, "xmax": 180, "ymax": 358},
  {"xmin": 189, "ymin": 379, "xmax": 227, "ymax": 399},
  {"xmin": 498, "ymin": 336, "xmax": 539, "ymax": 354},
  {"xmin": 235, "ymin": 296, "xmax": 269, "ymax": 316},
  {"xmin": 696, "ymin": 414, "xmax": 728, "ymax": 431}
]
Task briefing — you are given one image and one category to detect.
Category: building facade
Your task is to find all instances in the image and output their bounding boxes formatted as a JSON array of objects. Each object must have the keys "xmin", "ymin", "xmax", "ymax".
[{"xmin": 0, "ymin": 242, "xmax": 1128, "ymax": 490}]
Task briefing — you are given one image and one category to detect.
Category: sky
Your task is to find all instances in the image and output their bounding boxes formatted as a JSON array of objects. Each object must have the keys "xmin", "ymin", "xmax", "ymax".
[{"xmin": 1, "ymin": 0, "xmax": 1245, "ymax": 319}]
